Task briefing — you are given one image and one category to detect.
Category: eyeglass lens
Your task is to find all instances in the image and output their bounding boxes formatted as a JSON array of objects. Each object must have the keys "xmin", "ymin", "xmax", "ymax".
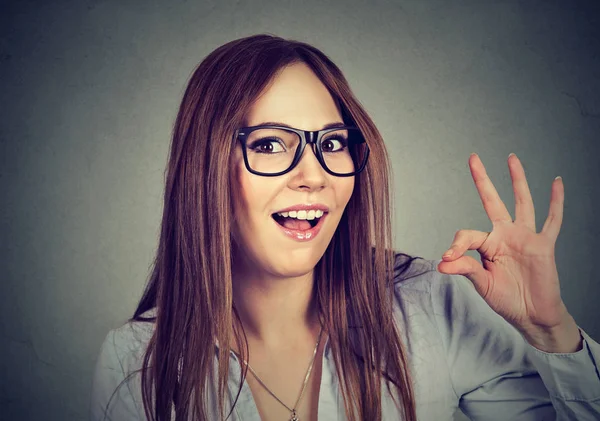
[{"xmin": 244, "ymin": 128, "xmax": 367, "ymax": 175}]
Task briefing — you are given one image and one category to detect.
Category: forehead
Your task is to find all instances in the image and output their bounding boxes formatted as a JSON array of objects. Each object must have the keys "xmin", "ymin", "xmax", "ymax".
[{"xmin": 245, "ymin": 62, "xmax": 343, "ymax": 131}]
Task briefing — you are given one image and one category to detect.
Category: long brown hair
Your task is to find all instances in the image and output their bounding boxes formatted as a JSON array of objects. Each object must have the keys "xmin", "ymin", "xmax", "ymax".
[{"xmin": 128, "ymin": 34, "xmax": 421, "ymax": 421}]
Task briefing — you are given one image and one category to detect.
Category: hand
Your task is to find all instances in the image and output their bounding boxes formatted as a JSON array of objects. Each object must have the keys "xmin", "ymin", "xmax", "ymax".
[{"xmin": 437, "ymin": 153, "xmax": 581, "ymax": 352}]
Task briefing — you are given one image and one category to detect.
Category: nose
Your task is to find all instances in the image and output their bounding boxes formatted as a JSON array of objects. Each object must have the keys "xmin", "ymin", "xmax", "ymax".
[{"xmin": 288, "ymin": 144, "xmax": 327, "ymax": 191}]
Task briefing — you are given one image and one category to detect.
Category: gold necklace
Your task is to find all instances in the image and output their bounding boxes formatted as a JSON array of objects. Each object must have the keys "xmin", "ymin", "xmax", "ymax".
[{"xmin": 233, "ymin": 326, "xmax": 324, "ymax": 421}]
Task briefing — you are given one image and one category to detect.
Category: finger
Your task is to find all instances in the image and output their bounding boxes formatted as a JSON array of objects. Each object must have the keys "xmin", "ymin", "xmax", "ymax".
[
  {"xmin": 442, "ymin": 229, "xmax": 490, "ymax": 261},
  {"xmin": 541, "ymin": 176, "xmax": 564, "ymax": 241},
  {"xmin": 437, "ymin": 255, "xmax": 491, "ymax": 297},
  {"xmin": 469, "ymin": 153, "xmax": 513, "ymax": 223},
  {"xmin": 507, "ymin": 153, "xmax": 536, "ymax": 231}
]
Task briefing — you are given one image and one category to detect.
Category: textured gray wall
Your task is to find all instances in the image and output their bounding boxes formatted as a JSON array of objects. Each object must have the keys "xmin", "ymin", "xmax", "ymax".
[{"xmin": 1, "ymin": 1, "xmax": 598, "ymax": 420}]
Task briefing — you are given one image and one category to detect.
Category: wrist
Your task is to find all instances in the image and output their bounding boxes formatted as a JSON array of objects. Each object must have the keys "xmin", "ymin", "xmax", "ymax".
[{"xmin": 520, "ymin": 314, "xmax": 583, "ymax": 353}]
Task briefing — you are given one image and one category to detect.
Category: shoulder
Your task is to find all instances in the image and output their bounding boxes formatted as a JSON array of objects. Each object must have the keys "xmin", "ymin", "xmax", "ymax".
[
  {"xmin": 390, "ymin": 252, "xmax": 526, "ymax": 359},
  {"xmin": 390, "ymin": 253, "xmax": 452, "ymax": 308},
  {"xmin": 98, "ymin": 308, "xmax": 157, "ymax": 376},
  {"xmin": 387, "ymin": 254, "xmax": 446, "ymax": 343},
  {"xmin": 389, "ymin": 252, "xmax": 505, "ymax": 342},
  {"xmin": 90, "ymin": 309, "xmax": 156, "ymax": 420},
  {"xmin": 390, "ymin": 253, "xmax": 483, "ymax": 315},
  {"xmin": 391, "ymin": 253, "xmax": 439, "ymax": 290}
]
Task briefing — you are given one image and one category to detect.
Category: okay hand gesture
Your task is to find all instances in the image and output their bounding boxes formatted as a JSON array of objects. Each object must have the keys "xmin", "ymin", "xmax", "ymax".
[{"xmin": 437, "ymin": 153, "xmax": 582, "ymax": 353}]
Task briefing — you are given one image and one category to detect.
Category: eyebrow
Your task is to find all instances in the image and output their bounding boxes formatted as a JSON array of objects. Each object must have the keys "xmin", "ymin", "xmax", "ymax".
[{"xmin": 254, "ymin": 121, "xmax": 346, "ymax": 130}]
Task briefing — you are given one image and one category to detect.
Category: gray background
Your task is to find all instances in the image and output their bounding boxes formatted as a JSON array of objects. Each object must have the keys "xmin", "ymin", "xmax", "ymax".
[{"xmin": 1, "ymin": 0, "xmax": 599, "ymax": 420}]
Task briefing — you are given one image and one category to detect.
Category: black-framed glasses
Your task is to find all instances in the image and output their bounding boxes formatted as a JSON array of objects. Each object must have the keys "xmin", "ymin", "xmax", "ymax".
[{"xmin": 234, "ymin": 125, "xmax": 370, "ymax": 177}]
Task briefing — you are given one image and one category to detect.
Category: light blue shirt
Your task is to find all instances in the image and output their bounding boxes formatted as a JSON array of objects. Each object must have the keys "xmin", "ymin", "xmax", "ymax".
[{"xmin": 90, "ymin": 258, "xmax": 600, "ymax": 420}]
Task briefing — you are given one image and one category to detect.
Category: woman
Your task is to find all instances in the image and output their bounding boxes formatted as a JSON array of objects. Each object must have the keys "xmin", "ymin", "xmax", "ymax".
[{"xmin": 90, "ymin": 34, "xmax": 600, "ymax": 421}]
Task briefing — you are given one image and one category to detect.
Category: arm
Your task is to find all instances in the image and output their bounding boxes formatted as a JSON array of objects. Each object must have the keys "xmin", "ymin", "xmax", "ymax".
[{"xmin": 431, "ymin": 272, "xmax": 600, "ymax": 420}]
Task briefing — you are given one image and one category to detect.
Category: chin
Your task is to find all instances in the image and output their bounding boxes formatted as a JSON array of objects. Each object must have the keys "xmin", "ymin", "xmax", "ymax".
[{"xmin": 269, "ymin": 256, "xmax": 322, "ymax": 278}]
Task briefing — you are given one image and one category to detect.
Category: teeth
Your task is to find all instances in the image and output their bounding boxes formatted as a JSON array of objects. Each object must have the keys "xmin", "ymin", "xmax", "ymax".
[{"xmin": 276, "ymin": 209, "xmax": 326, "ymax": 219}]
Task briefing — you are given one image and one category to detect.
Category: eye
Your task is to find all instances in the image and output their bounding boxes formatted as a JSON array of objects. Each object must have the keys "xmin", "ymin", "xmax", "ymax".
[
  {"xmin": 321, "ymin": 136, "xmax": 347, "ymax": 153},
  {"xmin": 248, "ymin": 138, "xmax": 286, "ymax": 154}
]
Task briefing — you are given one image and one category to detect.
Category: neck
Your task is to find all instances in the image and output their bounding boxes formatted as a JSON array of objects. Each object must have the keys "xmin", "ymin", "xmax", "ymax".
[{"xmin": 231, "ymin": 261, "xmax": 321, "ymax": 349}]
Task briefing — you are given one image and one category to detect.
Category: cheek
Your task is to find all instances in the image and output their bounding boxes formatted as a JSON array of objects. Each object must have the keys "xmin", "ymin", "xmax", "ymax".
[
  {"xmin": 230, "ymin": 155, "xmax": 252, "ymax": 228},
  {"xmin": 236, "ymin": 170, "xmax": 259, "ymax": 212},
  {"xmin": 231, "ymin": 158, "xmax": 275, "ymax": 223},
  {"xmin": 337, "ymin": 177, "xmax": 355, "ymax": 206}
]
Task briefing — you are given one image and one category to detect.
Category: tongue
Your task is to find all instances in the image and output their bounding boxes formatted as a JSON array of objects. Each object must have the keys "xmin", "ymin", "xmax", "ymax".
[{"xmin": 282, "ymin": 218, "xmax": 312, "ymax": 231}]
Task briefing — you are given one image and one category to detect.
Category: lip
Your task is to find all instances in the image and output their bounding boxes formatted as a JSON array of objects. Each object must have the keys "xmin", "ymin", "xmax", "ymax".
[
  {"xmin": 272, "ymin": 212, "xmax": 328, "ymax": 242},
  {"xmin": 272, "ymin": 203, "xmax": 330, "ymax": 214}
]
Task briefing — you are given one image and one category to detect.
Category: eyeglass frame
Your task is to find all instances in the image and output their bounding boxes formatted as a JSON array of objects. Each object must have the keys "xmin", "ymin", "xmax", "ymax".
[{"xmin": 234, "ymin": 124, "xmax": 370, "ymax": 177}]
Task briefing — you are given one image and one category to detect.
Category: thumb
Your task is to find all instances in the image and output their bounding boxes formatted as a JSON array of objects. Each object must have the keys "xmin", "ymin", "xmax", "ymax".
[{"xmin": 437, "ymin": 255, "xmax": 490, "ymax": 297}]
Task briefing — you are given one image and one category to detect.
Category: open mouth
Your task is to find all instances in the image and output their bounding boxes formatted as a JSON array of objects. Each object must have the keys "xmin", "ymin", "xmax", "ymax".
[
  {"xmin": 272, "ymin": 213, "xmax": 320, "ymax": 229},
  {"xmin": 270, "ymin": 209, "xmax": 328, "ymax": 241}
]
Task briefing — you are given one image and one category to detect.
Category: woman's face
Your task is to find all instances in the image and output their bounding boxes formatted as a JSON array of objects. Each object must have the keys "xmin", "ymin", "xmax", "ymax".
[{"xmin": 231, "ymin": 62, "xmax": 355, "ymax": 279}]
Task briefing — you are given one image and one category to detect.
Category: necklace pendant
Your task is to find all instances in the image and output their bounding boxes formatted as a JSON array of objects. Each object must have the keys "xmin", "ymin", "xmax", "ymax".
[{"xmin": 290, "ymin": 409, "xmax": 299, "ymax": 421}]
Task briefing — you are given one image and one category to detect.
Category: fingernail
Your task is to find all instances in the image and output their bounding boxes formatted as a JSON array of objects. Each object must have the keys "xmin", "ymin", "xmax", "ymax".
[
  {"xmin": 443, "ymin": 249, "xmax": 454, "ymax": 258},
  {"xmin": 508, "ymin": 152, "xmax": 515, "ymax": 158},
  {"xmin": 555, "ymin": 176, "xmax": 562, "ymax": 180}
]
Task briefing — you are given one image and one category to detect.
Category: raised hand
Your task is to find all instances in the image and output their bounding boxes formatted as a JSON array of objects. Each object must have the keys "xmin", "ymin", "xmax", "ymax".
[{"xmin": 437, "ymin": 153, "xmax": 582, "ymax": 353}]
